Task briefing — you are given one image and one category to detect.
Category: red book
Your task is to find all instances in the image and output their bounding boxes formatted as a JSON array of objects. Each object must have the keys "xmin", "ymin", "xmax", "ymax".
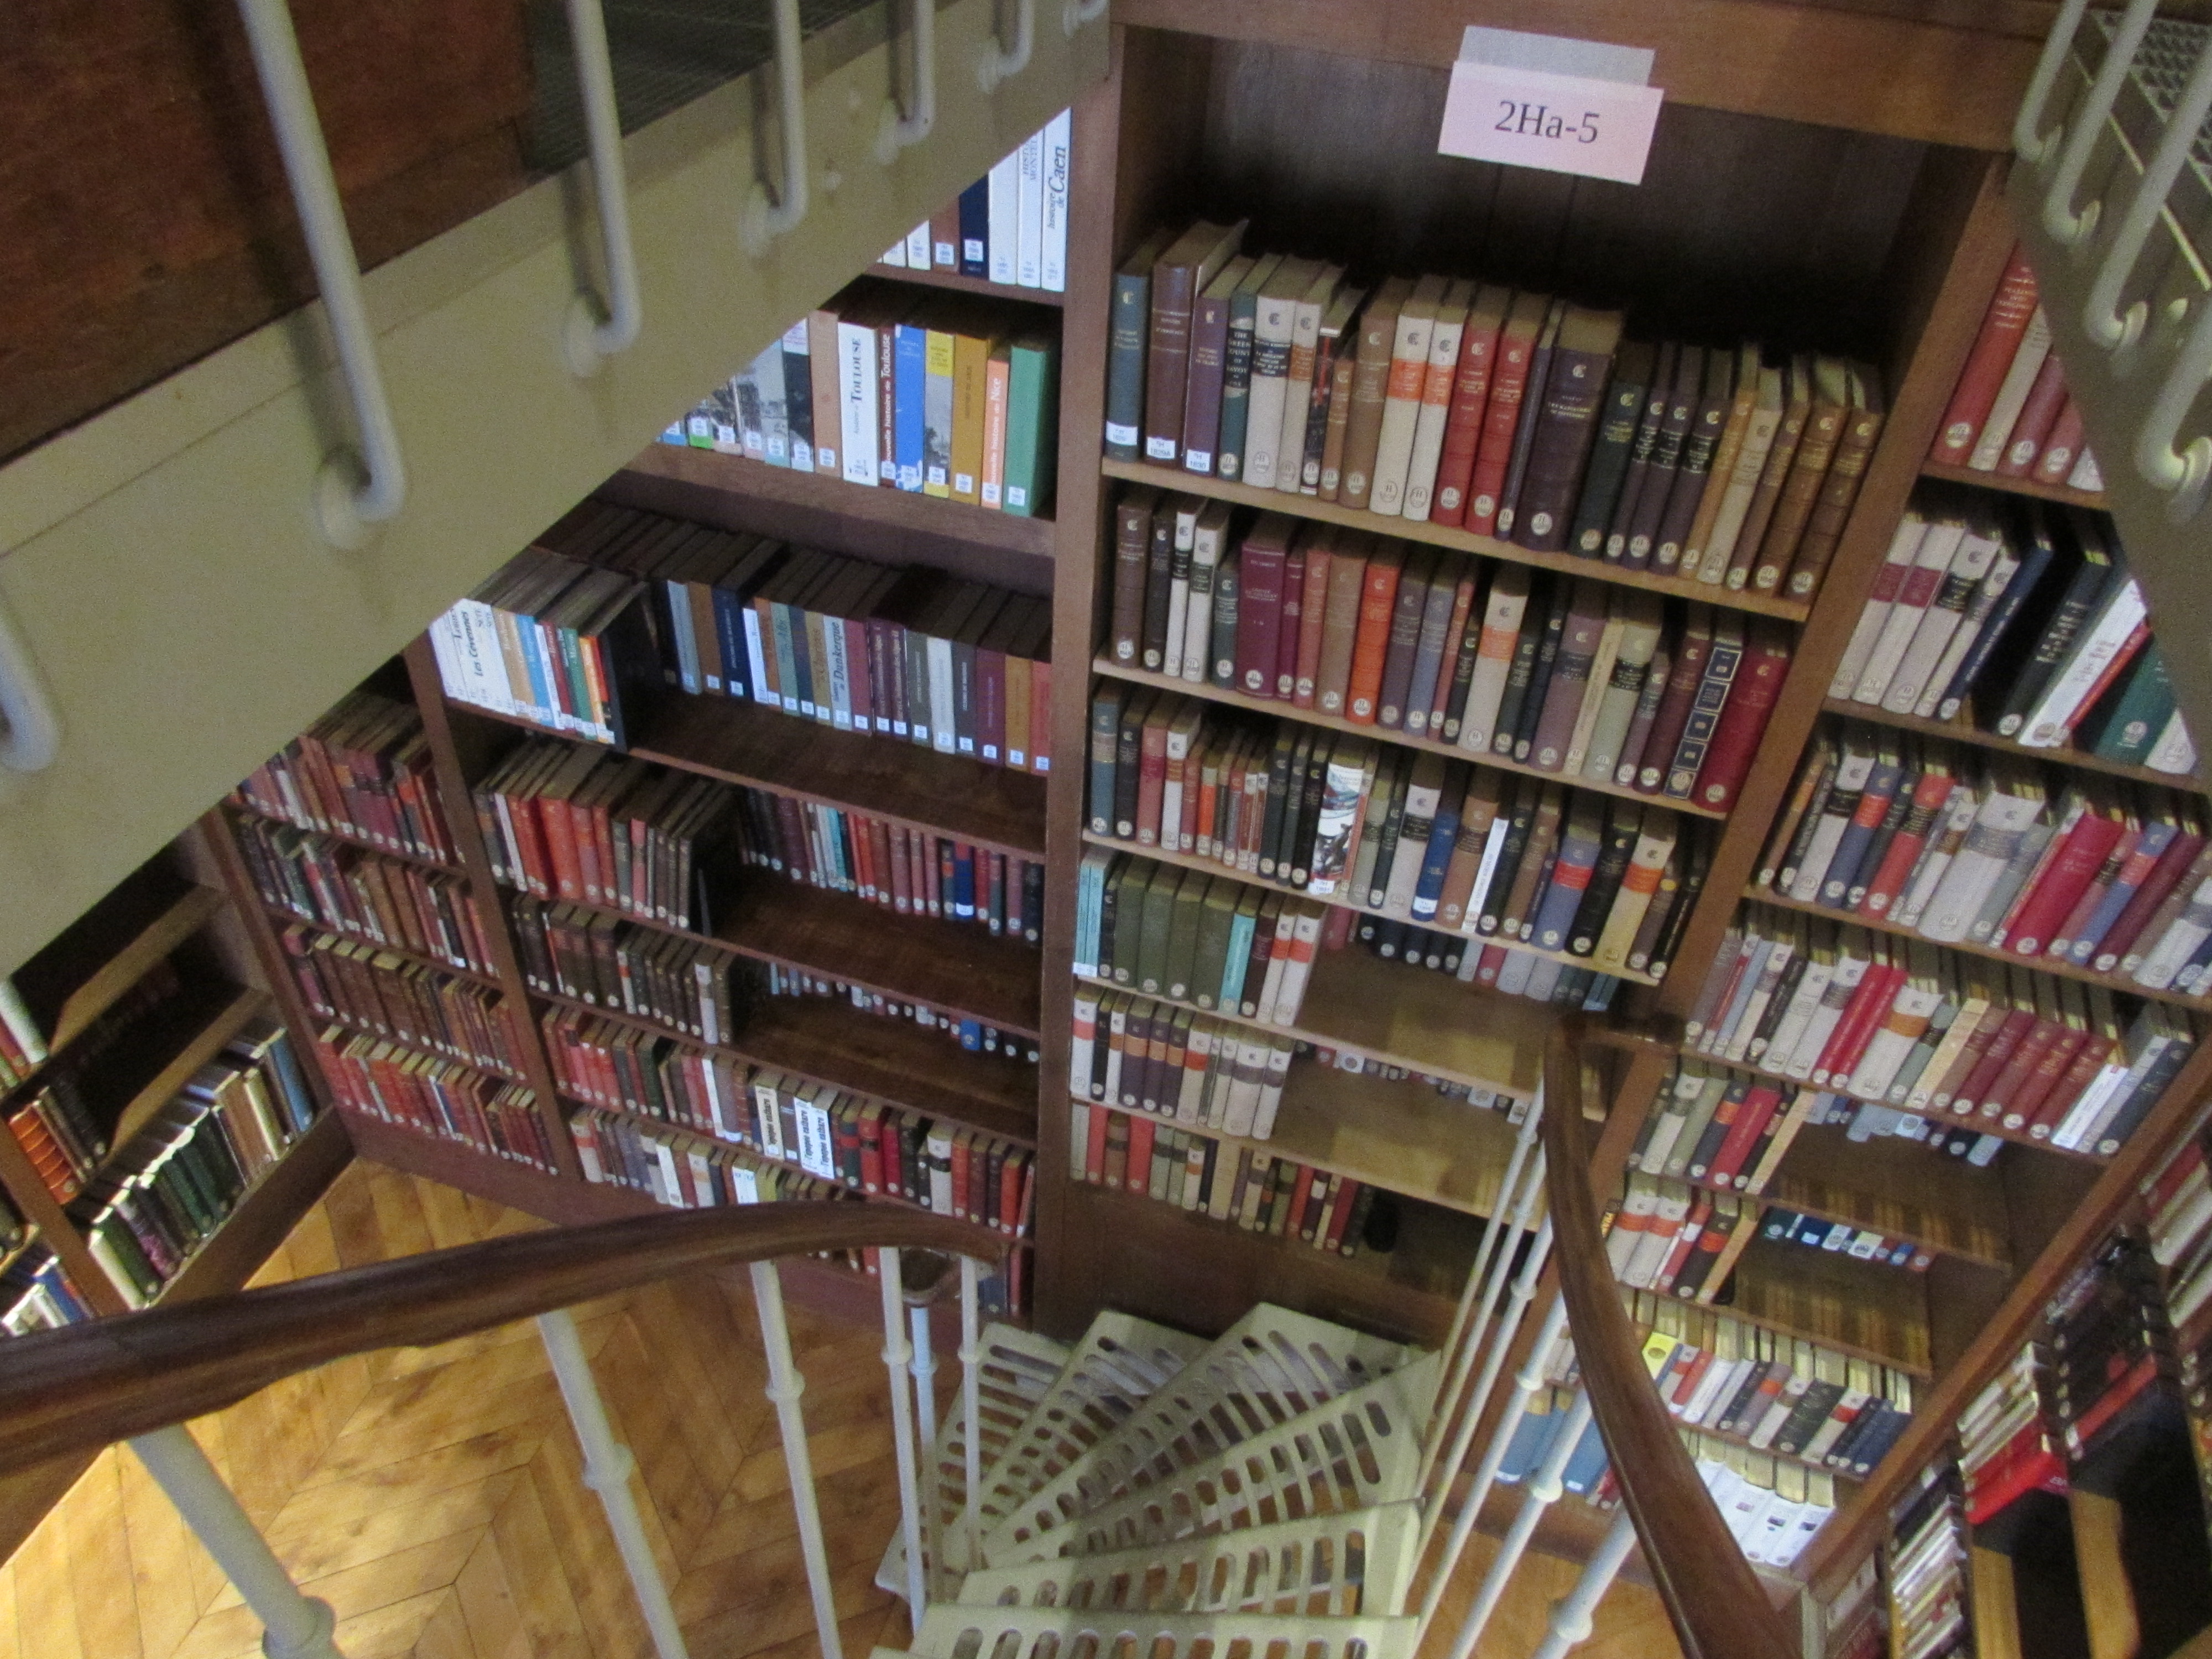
[
  {"xmin": 1981, "ymin": 1017, "xmax": 2063, "ymax": 1126},
  {"xmin": 2063, "ymin": 1350, "xmax": 2164, "ymax": 1454},
  {"xmin": 1275, "ymin": 545, "xmax": 1308, "ymax": 700},
  {"xmin": 857, "ymin": 1109, "xmax": 885, "ymax": 1192},
  {"xmin": 2002, "ymin": 1022, "xmax": 2090, "ymax": 1130},
  {"xmin": 1233, "ymin": 517, "xmax": 1293, "ymax": 700},
  {"xmin": 540, "ymin": 794, "xmax": 586, "ymax": 901},
  {"xmin": 1636, "ymin": 606, "xmax": 1714, "ymax": 794},
  {"xmin": 1323, "ymin": 1178, "xmax": 1362, "ymax": 1251},
  {"xmin": 1692, "ymin": 619, "xmax": 1792, "ymax": 812},
  {"xmin": 1286, "ymin": 1163, "xmax": 1317, "ymax": 1240},
  {"xmin": 2034, "ymin": 397, "xmax": 2088, "ymax": 485},
  {"xmin": 1135, "ymin": 703, "xmax": 1171, "ymax": 847},
  {"xmin": 1815, "ymin": 966, "xmax": 1905, "ymax": 1086},
  {"xmin": 2006, "ymin": 810, "xmax": 2126, "ymax": 957},
  {"xmin": 1656, "ymin": 1193, "xmax": 1712, "ymax": 1291},
  {"xmin": 1709, "ymin": 1083, "xmax": 1785, "ymax": 1186},
  {"xmin": 2031, "ymin": 1030, "xmax": 2114, "ymax": 1140},
  {"xmin": 843, "ymin": 614, "xmax": 875, "ymax": 731},
  {"xmin": 1343, "ymin": 543, "xmax": 1407, "ymax": 724},
  {"xmin": 1467, "ymin": 293, "xmax": 1547, "ymax": 535},
  {"xmin": 1428, "ymin": 287, "xmax": 1506, "ymax": 527},
  {"xmin": 836, "ymin": 1108, "xmax": 866, "ymax": 1192},
  {"xmin": 1860, "ymin": 769, "xmax": 1959, "ymax": 919},
  {"xmin": 1083, "ymin": 1104, "xmax": 1109, "ymax": 1183},
  {"xmin": 1670, "ymin": 1345, "xmax": 1717, "ymax": 1408},
  {"xmin": 1931, "ymin": 247, "xmax": 2039, "ymax": 465},
  {"xmin": 1952, "ymin": 1007, "xmax": 2037, "ymax": 1118},
  {"xmin": 1125, "ymin": 1113, "xmax": 1155, "ymax": 1194},
  {"xmin": 1001, "ymin": 1146, "xmax": 1027, "ymax": 1232},
  {"xmin": 1997, "ymin": 350, "xmax": 2070, "ymax": 477},
  {"xmin": 2095, "ymin": 833, "xmax": 2210, "ymax": 969}
]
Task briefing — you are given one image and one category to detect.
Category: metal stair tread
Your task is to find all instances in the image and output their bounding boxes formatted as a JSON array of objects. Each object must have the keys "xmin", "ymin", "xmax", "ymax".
[{"xmin": 894, "ymin": 1604, "xmax": 1420, "ymax": 1659}]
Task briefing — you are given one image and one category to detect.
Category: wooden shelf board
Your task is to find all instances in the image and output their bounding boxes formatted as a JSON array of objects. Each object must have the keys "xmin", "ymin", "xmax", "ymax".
[
  {"xmin": 1921, "ymin": 458, "xmax": 2105, "ymax": 511},
  {"xmin": 533, "ymin": 985, "xmax": 1038, "ymax": 1146},
  {"xmin": 1099, "ymin": 460, "xmax": 1814, "ymax": 624},
  {"xmin": 252, "ymin": 899, "xmax": 502, "ymax": 990},
  {"xmin": 225, "ymin": 804, "xmax": 462, "ymax": 877},
  {"xmin": 1089, "ymin": 658, "xmax": 1724, "ymax": 827},
  {"xmin": 624, "ymin": 687, "xmax": 1050, "ymax": 859},
  {"xmin": 624, "ymin": 443, "xmax": 1058, "ymax": 559},
  {"xmin": 867, "ymin": 263, "xmax": 1068, "ymax": 306},
  {"xmin": 41, "ymin": 885, "xmax": 225, "ymax": 1059},
  {"xmin": 152, "ymin": 1109, "xmax": 351, "ymax": 1307},
  {"xmin": 1744, "ymin": 884, "xmax": 2212, "ymax": 1017},
  {"xmin": 1074, "ymin": 1058, "xmax": 1532, "ymax": 1221},
  {"xmin": 1073, "ymin": 952, "xmax": 1552, "ymax": 1102},
  {"xmin": 100, "ymin": 987, "xmax": 272, "ymax": 1168},
  {"xmin": 1082, "ymin": 828, "xmax": 1666, "ymax": 988},
  {"xmin": 1743, "ymin": 1121, "xmax": 2016, "ymax": 1270},
  {"xmin": 1721, "ymin": 1234, "xmax": 1935, "ymax": 1376},
  {"xmin": 1819, "ymin": 699, "xmax": 2199, "ymax": 792}
]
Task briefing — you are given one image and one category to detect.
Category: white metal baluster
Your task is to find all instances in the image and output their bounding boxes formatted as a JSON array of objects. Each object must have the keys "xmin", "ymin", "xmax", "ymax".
[
  {"xmin": 2041, "ymin": 0, "xmax": 2162, "ymax": 246},
  {"xmin": 2135, "ymin": 284, "xmax": 2212, "ymax": 518},
  {"xmin": 978, "ymin": 0, "xmax": 1035, "ymax": 91},
  {"xmin": 2085, "ymin": 32, "xmax": 2212, "ymax": 349},
  {"xmin": 129, "ymin": 1425, "xmax": 343, "ymax": 1659},
  {"xmin": 0, "ymin": 597, "xmax": 59, "ymax": 774},
  {"xmin": 880, "ymin": 1248, "xmax": 931, "ymax": 1619},
  {"xmin": 536, "ymin": 1308, "xmax": 689, "ymax": 1659},
  {"xmin": 1528, "ymin": 1506, "xmax": 1641, "ymax": 1659},
  {"xmin": 562, "ymin": 0, "xmax": 643, "ymax": 373},
  {"xmin": 1447, "ymin": 1385, "xmax": 1595, "ymax": 1659},
  {"xmin": 1415, "ymin": 1268, "xmax": 1566, "ymax": 1640},
  {"xmin": 742, "ymin": 0, "xmax": 811, "ymax": 254},
  {"xmin": 1062, "ymin": 0, "xmax": 1107, "ymax": 37},
  {"xmin": 958, "ymin": 1254, "xmax": 984, "ymax": 1574},
  {"xmin": 909, "ymin": 1303, "xmax": 947, "ymax": 1597},
  {"xmin": 877, "ymin": 0, "xmax": 938, "ymax": 163},
  {"xmin": 232, "ymin": 0, "xmax": 405, "ymax": 549},
  {"xmin": 2015, "ymin": 0, "xmax": 2095, "ymax": 163},
  {"xmin": 748, "ymin": 1262, "xmax": 846, "ymax": 1659}
]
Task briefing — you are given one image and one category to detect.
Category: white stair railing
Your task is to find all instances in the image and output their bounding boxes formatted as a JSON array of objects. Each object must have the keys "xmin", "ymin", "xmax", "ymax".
[{"xmin": 752, "ymin": 1260, "xmax": 847, "ymax": 1659}]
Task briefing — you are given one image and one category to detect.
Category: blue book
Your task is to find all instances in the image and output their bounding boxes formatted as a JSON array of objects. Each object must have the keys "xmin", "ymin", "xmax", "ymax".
[
  {"xmin": 1531, "ymin": 804, "xmax": 1605, "ymax": 952},
  {"xmin": 1582, "ymin": 975, "xmax": 1619, "ymax": 1013},
  {"xmin": 1498, "ymin": 1394, "xmax": 1568, "ymax": 1483},
  {"xmin": 958, "ymin": 178, "xmax": 990, "ymax": 276},
  {"xmin": 1819, "ymin": 753, "xmax": 1901, "ymax": 907},
  {"xmin": 1934, "ymin": 517, "xmax": 2058, "ymax": 722},
  {"xmin": 954, "ymin": 847, "xmax": 977, "ymax": 918},
  {"xmin": 2069, "ymin": 818, "xmax": 2180, "ymax": 965},
  {"xmin": 1408, "ymin": 783, "xmax": 1464, "ymax": 922},
  {"xmin": 1561, "ymin": 1417, "xmax": 1611, "ymax": 1495},
  {"xmin": 1220, "ymin": 901, "xmax": 1258, "ymax": 1010},
  {"xmin": 713, "ymin": 588, "xmax": 752, "ymax": 700},
  {"xmin": 894, "ymin": 322, "xmax": 928, "ymax": 491},
  {"xmin": 958, "ymin": 1019, "xmax": 983, "ymax": 1052}
]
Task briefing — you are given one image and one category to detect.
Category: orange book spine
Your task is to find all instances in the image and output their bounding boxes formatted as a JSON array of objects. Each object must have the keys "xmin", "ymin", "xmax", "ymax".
[{"xmin": 1342, "ymin": 553, "xmax": 1404, "ymax": 724}]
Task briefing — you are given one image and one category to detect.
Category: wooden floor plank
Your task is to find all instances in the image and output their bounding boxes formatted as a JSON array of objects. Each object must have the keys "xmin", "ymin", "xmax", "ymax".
[
  {"xmin": 409, "ymin": 1588, "xmax": 479, "ymax": 1659},
  {"xmin": 483, "ymin": 1472, "xmax": 593, "ymax": 1659},
  {"xmin": 11, "ymin": 1484, "xmax": 86, "ymax": 1659},
  {"xmin": 451, "ymin": 1528, "xmax": 529, "ymax": 1659},
  {"xmin": 61, "ymin": 1449, "xmax": 143, "ymax": 1659}
]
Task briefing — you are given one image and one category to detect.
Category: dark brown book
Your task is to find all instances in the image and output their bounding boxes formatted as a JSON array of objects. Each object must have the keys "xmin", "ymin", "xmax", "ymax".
[
  {"xmin": 1337, "ymin": 276, "xmax": 1413, "ymax": 511},
  {"xmin": 1512, "ymin": 305, "xmax": 1625, "ymax": 554},
  {"xmin": 1651, "ymin": 346, "xmax": 1735, "ymax": 576},
  {"xmin": 1726, "ymin": 352, "xmax": 1812, "ymax": 588},
  {"xmin": 1108, "ymin": 486, "xmax": 1162, "ymax": 668},
  {"xmin": 1624, "ymin": 343, "xmax": 1705, "ymax": 570},
  {"xmin": 1375, "ymin": 547, "xmax": 1438, "ymax": 731},
  {"xmin": 1751, "ymin": 354, "xmax": 1850, "ymax": 591},
  {"xmin": 1143, "ymin": 221, "xmax": 1246, "ymax": 467},
  {"xmin": 1636, "ymin": 604, "xmax": 1715, "ymax": 795},
  {"xmin": 1180, "ymin": 254, "xmax": 1254, "ymax": 477}
]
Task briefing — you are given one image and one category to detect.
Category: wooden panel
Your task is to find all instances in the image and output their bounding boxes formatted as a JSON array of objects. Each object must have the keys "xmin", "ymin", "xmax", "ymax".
[
  {"xmin": 1820, "ymin": 697, "xmax": 2198, "ymax": 790},
  {"xmin": 2071, "ymin": 1491, "xmax": 2141, "ymax": 1659},
  {"xmin": 865, "ymin": 263, "xmax": 1070, "ymax": 306},
  {"xmin": 1743, "ymin": 1120, "xmax": 2016, "ymax": 1269},
  {"xmin": 1725, "ymin": 1234, "xmax": 1934, "ymax": 1374},
  {"xmin": 1921, "ymin": 458, "xmax": 2104, "ymax": 510}
]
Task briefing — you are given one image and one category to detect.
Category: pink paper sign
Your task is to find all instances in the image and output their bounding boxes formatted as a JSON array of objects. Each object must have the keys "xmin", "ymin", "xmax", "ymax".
[{"xmin": 1438, "ymin": 60, "xmax": 1665, "ymax": 186}]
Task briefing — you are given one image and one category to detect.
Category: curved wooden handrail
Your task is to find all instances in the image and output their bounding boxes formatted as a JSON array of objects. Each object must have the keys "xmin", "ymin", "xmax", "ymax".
[
  {"xmin": 0, "ymin": 1202, "xmax": 998, "ymax": 1469},
  {"xmin": 1538, "ymin": 1020, "xmax": 1799, "ymax": 1659}
]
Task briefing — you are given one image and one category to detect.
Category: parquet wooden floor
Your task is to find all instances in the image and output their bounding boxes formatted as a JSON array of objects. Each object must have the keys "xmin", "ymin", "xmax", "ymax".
[{"xmin": 0, "ymin": 1160, "xmax": 1681, "ymax": 1659}]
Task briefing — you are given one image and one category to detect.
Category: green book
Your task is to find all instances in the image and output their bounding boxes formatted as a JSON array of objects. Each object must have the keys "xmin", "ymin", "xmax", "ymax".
[
  {"xmin": 1136, "ymin": 863, "xmax": 1184, "ymax": 995},
  {"xmin": 1165, "ymin": 870, "xmax": 1209, "ymax": 1001},
  {"xmin": 1193, "ymin": 880, "xmax": 1241, "ymax": 1010},
  {"xmin": 2086, "ymin": 643, "xmax": 2177, "ymax": 765},
  {"xmin": 1002, "ymin": 334, "xmax": 1060, "ymax": 519},
  {"xmin": 1208, "ymin": 551, "xmax": 1241, "ymax": 689},
  {"xmin": 1220, "ymin": 887, "xmax": 1262, "ymax": 1011},
  {"xmin": 1215, "ymin": 253, "xmax": 1284, "ymax": 483},
  {"xmin": 1256, "ymin": 727, "xmax": 1301, "ymax": 880},
  {"xmin": 1108, "ymin": 859, "xmax": 1151, "ymax": 986}
]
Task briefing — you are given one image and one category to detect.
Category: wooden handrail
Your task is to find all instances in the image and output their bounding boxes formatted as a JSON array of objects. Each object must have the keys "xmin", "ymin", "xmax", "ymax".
[
  {"xmin": 0, "ymin": 1202, "xmax": 998, "ymax": 1469},
  {"xmin": 1538, "ymin": 1021, "xmax": 1799, "ymax": 1659}
]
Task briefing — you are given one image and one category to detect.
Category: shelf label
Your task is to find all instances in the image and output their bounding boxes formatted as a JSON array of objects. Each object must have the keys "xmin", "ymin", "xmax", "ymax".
[{"xmin": 1438, "ymin": 27, "xmax": 1663, "ymax": 186}]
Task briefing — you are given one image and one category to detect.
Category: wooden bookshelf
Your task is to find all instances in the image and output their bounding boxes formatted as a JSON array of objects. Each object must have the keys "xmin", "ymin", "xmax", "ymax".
[
  {"xmin": 1736, "ymin": 1121, "xmax": 2016, "ymax": 1272},
  {"xmin": 152, "ymin": 1107, "xmax": 351, "ymax": 1307},
  {"xmin": 225, "ymin": 805, "xmax": 461, "ymax": 876},
  {"xmin": 868, "ymin": 263, "xmax": 1068, "ymax": 306},
  {"xmin": 13, "ymin": 881, "xmax": 225, "ymax": 1065},
  {"xmin": 1089, "ymin": 656, "xmax": 1725, "ymax": 823},
  {"xmin": 247, "ymin": 900, "xmax": 503, "ymax": 990},
  {"xmin": 98, "ymin": 986, "xmax": 269, "ymax": 1167},
  {"xmin": 1818, "ymin": 697, "xmax": 2199, "ymax": 791},
  {"xmin": 1100, "ymin": 459, "xmax": 1815, "ymax": 624},
  {"xmin": 1723, "ymin": 1235, "xmax": 1936, "ymax": 1377},
  {"xmin": 1921, "ymin": 458, "xmax": 2105, "ymax": 512}
]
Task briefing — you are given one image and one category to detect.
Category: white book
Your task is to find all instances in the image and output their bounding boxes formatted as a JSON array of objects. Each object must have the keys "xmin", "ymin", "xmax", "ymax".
[
  {"xmin": 2070, "ymin": 445, "xmax": 2105, "ymax": 492},
  {"xmin": 1968, "ymin": 306, "xmax": 2053, "ymax": 470},
  {"xmin": 926, "ymin": 633, "xmax": 958, "ymax": 754},
  {"xmin": 1830, "ymin": 514, "xmax": 1927, "ymax": 697},
  {"xmin": 1916, "ymin": 786, "xmax": 2043, "ymax": 942},
  {"xmin": 1368, "ymin": 274, "xmax": 1448, "ymax": 515},
  {"xmin": 2133, "ymin": 877, "xmax": 2212, "ymax": 989},
  {"xmin": 1854, "ymin": 516, "xmax": 1965, "ymax": 703},
  {"xmin": 1462, "ymin": 816, "xmax": 1513, "ymax": 934},
  {"xmin": 1383, "ymin": 760, "xmax": 1447, "ymax": 919},
  {"xmin": 1893, "ymin": 786, "xmax": 1984, "ymax": 931},
  {"xmin": 1784, "ymin": 947, "xmax": 1872, "ymax": 1079},
  {"xmin": 1182, "ymin": 501, "xmax": 1232, "ymax": 684},
  {"xmin": 925, "ymin": 1127, "xmax": 957, "ymax": 1211},
  {"xmin": 1221, "ymin": 1036, "xmax": 1272, "ymax": 1136},
  {"xmin": 1403, "ymin": 278, "xmax": 1475, "ymax": 519},
  {"xmin": 905, "ymin": 222, "xmax": 931, "ymax": 268},
  {"xmin": 1919, "ymin": 543, "xmax": 2022, "ymax": 719},
  {"xmin": 1162, "ymin": 498, "xmax": 1201, "ymax": 680},
  {"xmin": 2020, "ymin": 577, "xmax": 2147, "ymax": 745},
  {"xmin": 1703, "ymin": 937, "xmax": 1774, "ymax": 1057},
  {"xmin": 1016, "ymin": 129, "xmax": 1045, "ymax": 289},
  {"xmin": 1241, "ymin": 262, "xmax": 1314, "ymax": 491},
  {"xmin": 835, "ymin": 318, "xmax": 880, "ymax": 486},
  {"xmin": 2150, "ymin": 711, "xmax": 2199, "ymax": 774},
  {"xmin": 1253, "ymin": 1038, "xmax": 1295, "ymax": 1138},
  {"xmin": 1564, "ymin": 605, "xmax": 1629, "ymax": 777},
  {"xmin": 1882, "ymin": 517, "xmax": 2004, "ymax": 714},
  {"xmin": 1041, "ymin": 109, "xmax": 1072, "ymax": 292},
  {"xmin": 1624, "ymin": 1184, "xmax": 1692, "ymax": 1287},
  {"xmin": 987, "ymin": 150, "xmax": 1021, "ymax": 285},
  {"xmin": 1758, "ymin": 960, "xmax": 1833, "ymax": 1070},
  {"xmin": 1606, "ymin": 1172, "xmax": 1662, "ymax": 1275},
  {"xmin": 1458, "ymin": 566, "xmax": 1533, "ymax": 754},
  {"xmin": 880, "ymin": 238, "xmax": 907, "ymax": 268},
  {"xmin": 1495, "ymin": 948, "xmax": 1538, "ymax": 997},
  {"xmin": 1848, "ymin": 979, "xmax": 1941, "ymax": 1099}
]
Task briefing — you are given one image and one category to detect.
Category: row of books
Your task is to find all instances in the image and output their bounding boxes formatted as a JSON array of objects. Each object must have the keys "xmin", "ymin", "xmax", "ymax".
[
  {"xmin": 1684, "ymin": 910, "xmax": 2196, "ymax": 1154},
  {"xmin": 1762, "ymin": 733, "xmax": 2212, "ymax": 984},
  {"xmin": 759, "ymin": 964, "xmax": 1041, "ymax": 1065},
  {"xmin": 1345, "ymin": 913, "xmax": 1625, "ymax": 1013},
  {"xmin": 4, "ymin": 963, "xmax": 186, "ymax": 1203},
  {"xmin": 2039, "ymin": 1236, "xmax": 2180, "ymax": 1476},
  {"xmin": 1834, "ymin": 497, "xmax": 2193, "ymax": 771},
  {"xmin": 436, "ymin": 502, "xmax": 1056, "ymax": 769},
  {"xmin": 281, "ymin": 926, "xmax": 533, "ymax": 1081},
  {"xmin": 727, "ymin": 789, "xmax": 1045, "ymax": 941},
  {"xmin": 233, "ymin": 691, "xmax": 456, "ymax": 865},
  {"xmin": 2150, "ymin": 1125, "xmax": 2212, "ymax": 1342},
  {"xmin": 1106, "ymin": 488, "xmax": 1792, "ymax": 808},
  {"xmin": 666, "ymin": 283, "xmax": 1059, "ymax": 515},
  {"xmin": 541, "ymin": 1009, "xmax": 1035, "ymax": 1234},
  {"xmin": 1070, "ymin": 987, "xmax": 1292, "ymax": 1140},
  {"xmin": 1761, "ymin": 1207, "xmax": 1934, "ymax": 1274},
  {"xmin": 232, "ymin": 817, "xmax": 496, "ymax": 978},
  {"xmin": 1073, "ymin": 852, "xmax": 1325, "ymax": 1026},
  {"xmin": 507, "ymin": 898, "xmax": 744, "ymax": 1047},
  {"xmin": 1887, "ymin": 1466, "xmax": 1970, "ymax": 1659},
  {"xmin": 1065, "ymin": 1098, "xmax": 1387, "ymax": 1255},
  {"xmin": 311, "ymin": 1027, "xmax": 556, "ymax": 1172},
  {"xmin": 72, "ymin": 1018, "xmax": 320, "ymax": 1307},
  {"xmin": 1628, "ymin": 1291, "xmax": 1917, "ymax": 1479},
  {"xmin": 571, "ymin": 1106, "xmax": 842, "ymax": 1210},
  {"xmin": 1931, "ymin": 244, "xmax": 2105, "ymax": 492},
  {"xmin": 1691, "ymin": 1439, "xmax": 1837, "ymax": 1571},
  {"xmin": 0, "ymin": 1245, "xmax": 93, "ymax": 1335},
  {"xmin": 1957, "ymin": 1348, "xmax": 2065, "ymax": 1528},
  {"xmin": 881, "ymin": 111, "xmax": 1072, "ymax": 291},
  {"xmin": 471, "ymin": 740, "xmax": 732, "ymax": 930},
  {"xmin": 1109, "ymin": 223, "xmax": 1880, "ymax": 602},
  {"xmin": 1606, "ymin": 1175, "xmax": 1754, "ymax": 1298},
  {"xmin": 0, "ymin": 977, "xmax": 49, "ymax": 1092},
  {"xmin": 1089, "ymin": 684, "xmax": 1700, "ymax": 969}
]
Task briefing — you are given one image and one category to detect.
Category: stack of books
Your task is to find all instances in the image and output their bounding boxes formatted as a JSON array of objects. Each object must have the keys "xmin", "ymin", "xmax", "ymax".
[
  {"xmin": 758, "ymin": 966, "xmax": 1039, "ymax": 1064},
  {"xmin": 506, "ymin": 899, "xmax": 744, "ymax": 1047},
  {"xmin": 667, "ymin": 284, "xmax": 1060, "ymax": 518},
  {"xmin": 1957, "ymin": 1347, "xmax": 2067, "ymax": 1527},
  {"xmin": 2042, "ymin": 1234, "xmax": 2178, "ymax": 1472},
  {"xmin": 471, "ymin": 742, "xmax": 735, "ymax": 930},
  {"xmin": 433, "ymin": 502, "xmax": 1055, "ymax": 769},
  {"xmin": 1832, "ymin": 497, "xmax": 2192, "ymax": 773},
  {"xmin": 1107, "ymin": 491, "xmax": 1792, "ymax": 808},
  {"xmin": 0, "ymin": 1244, "xmax": 93, "ymax": 1335},
  {"xmin": 1930, "ymin": 245, "xmax": 2103, "ymax": 492},
  {"xmin": 1682, "ymin": 906, "xmax": 2195, "ymax": 1155},
  {"xmin": 1065, "ymin": 1097, "xmax": 1385, "ymax": 1256},
  {"xmin": 233, "ymin": 690, "xmax": 456, "ymax": 864},
  {"xmin": 1109, "ymin": 228, "xmax": 1883, "ymax": 602},
  {"xmin": 727, "ymin": 787, "xmax": 1044, "ymax": 940},
  {"xmin": 1887, "ymin": 1464, "xmax": 1972, "ymax": 1659},
  {"xmin": 280, "ymin": 925, "xmax": 533, "ymax": 1081},
  {"xmin": 71, "ymin": 1016, "xmax": 321, "ymax": 1307},
  {"xmin": 232, "ymin": 817, "xmax": 496, "ymax": 977},
  {"xmin": 311, "ymin": 1026, "xmax": 554, "ymax": 1171},
  {"xmin": 882, "ymin": 111, "xmax": 1072, "ymax": 291},
  {"xmin": 1691, "ymin": 1436, "xmax": 1838, "ymax": 1571}
]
